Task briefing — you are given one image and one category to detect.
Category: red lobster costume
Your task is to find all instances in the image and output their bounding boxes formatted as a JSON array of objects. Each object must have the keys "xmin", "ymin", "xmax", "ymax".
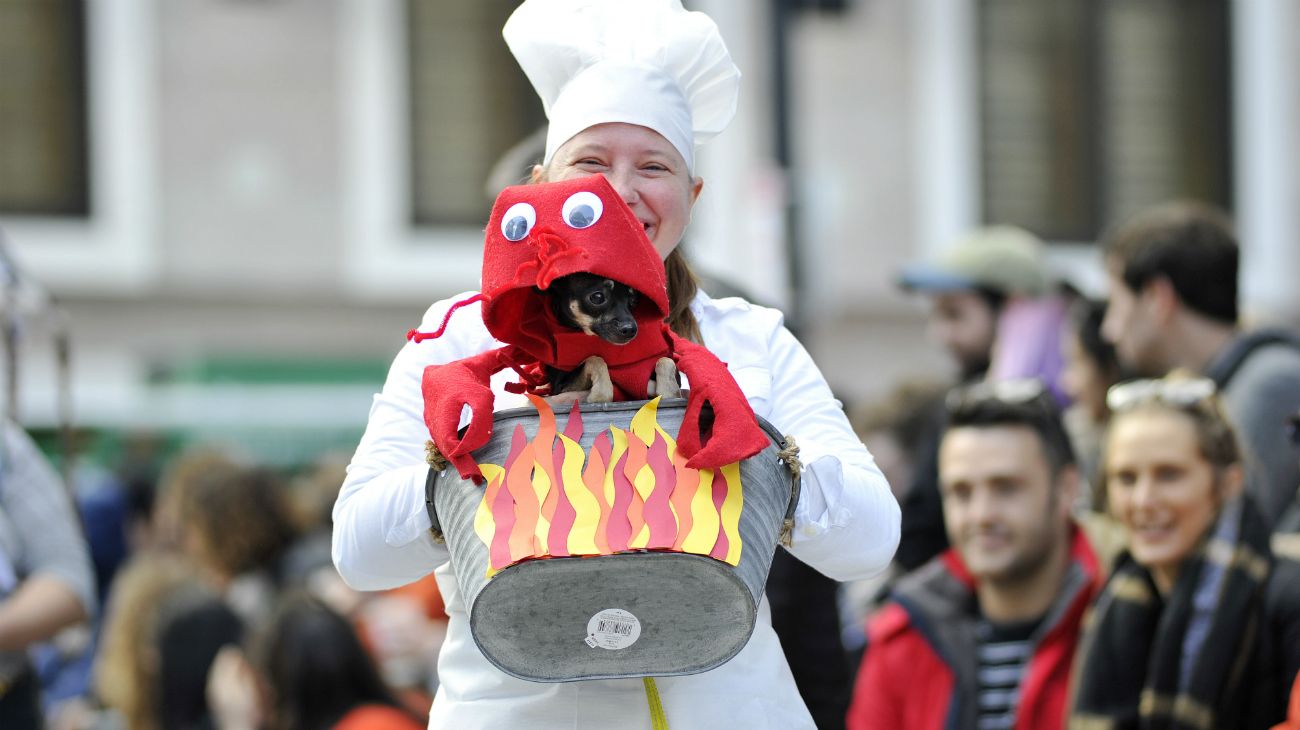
[{"xmin": 409, "ymin": 175, "xmax": 769, "ymax": 483}]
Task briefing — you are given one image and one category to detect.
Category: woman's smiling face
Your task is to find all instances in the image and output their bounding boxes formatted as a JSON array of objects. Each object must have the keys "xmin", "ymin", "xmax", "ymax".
[
  {"xmin": 536, "ymin": 122, "xmax": 702, "ymax": 260},
  {"xmin": 1105, "ymin": 408, "xmax": 1235, "ymax": 592}
]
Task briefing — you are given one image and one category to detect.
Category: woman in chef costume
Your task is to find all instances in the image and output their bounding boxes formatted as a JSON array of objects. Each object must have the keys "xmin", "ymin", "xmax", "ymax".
[{"xmin": 330, "ymin": 1, "xmax": 900, "ymax": 727}]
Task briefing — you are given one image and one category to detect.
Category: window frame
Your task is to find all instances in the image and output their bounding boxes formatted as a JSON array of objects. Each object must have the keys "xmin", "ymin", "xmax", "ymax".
[
  {"xmin": 913, "ymin": 0, "xmax": 1253, "ymax": 298},
  {"xmin": 0, "ymin": 0, "xmax": 157, "ymax": 295},
  {"xmin": 339, "ymin": 0, "xmax": 483, "ymax": 302}
]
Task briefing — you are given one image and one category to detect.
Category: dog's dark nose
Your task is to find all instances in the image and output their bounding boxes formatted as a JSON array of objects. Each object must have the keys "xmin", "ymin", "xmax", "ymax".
[{"xmin": 618, "ymin": 321, "xmax": 637, "ymax": 338}]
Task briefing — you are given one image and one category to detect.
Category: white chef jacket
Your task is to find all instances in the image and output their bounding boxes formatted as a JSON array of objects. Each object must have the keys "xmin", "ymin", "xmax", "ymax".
[{"xmin": 332, "ymin": 290, "xmax": 900, "ymax": 729}]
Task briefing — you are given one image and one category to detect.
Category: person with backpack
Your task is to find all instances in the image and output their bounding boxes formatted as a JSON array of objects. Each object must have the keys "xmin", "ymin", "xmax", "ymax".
[{"xmin": 1100, "ymin": 200, "xmax": 1300, "ymax": 528}]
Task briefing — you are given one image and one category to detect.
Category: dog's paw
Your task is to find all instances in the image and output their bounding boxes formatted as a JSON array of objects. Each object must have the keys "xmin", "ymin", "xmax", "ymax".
[
  {"xmin": 652, "ymin": 357, "xmax": 681, "ymax": 399},
  {"xmin": 587, "ymin": 380, "xmax": 614, "ymax": 403},
  {"xmin": 580, "ymin": 355, "xmax": 615, "ymax": 403}
]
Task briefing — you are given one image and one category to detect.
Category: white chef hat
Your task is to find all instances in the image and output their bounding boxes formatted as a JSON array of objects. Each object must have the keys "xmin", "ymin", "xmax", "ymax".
[{"xmin": 503, "ymin": 0, "xmax": 741, "ymax": 173}]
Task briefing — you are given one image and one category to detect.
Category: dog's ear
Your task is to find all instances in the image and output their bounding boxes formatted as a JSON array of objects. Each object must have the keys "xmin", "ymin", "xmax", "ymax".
[{"xmin": 547, "ymin": 274, "xmax": 576, "ymax": 296}]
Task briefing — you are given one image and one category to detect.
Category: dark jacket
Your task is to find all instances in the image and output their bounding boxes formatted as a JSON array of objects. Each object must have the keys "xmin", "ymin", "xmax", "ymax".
[{"xmin": 1241, "ymin": 557, "xmax": 1300, "ymax": 728}]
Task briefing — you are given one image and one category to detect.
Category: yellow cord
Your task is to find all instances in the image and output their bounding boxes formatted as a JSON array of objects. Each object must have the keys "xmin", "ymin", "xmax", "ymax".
[{"xmin": 643, "ymin": 677, "xmax": 670, "ymax": 730}]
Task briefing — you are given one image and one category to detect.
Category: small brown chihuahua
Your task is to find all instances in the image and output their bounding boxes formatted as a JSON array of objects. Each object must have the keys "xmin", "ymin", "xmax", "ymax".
[{"xmin": 544, "ymin": 272, "xmax": 679, "ymax": 402}]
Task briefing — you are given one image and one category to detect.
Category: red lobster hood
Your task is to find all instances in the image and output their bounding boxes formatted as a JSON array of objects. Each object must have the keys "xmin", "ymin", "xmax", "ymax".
[
  {"xmin": 412, "ymin": 176, "xmax": 771, "ymax": 482},
  {"xmin": 480, "ymin": 175, "xmax": 671, "ymax": 363}
]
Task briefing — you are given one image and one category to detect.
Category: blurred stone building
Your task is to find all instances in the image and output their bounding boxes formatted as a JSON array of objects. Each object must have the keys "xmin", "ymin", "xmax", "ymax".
[{"xmin": 1, "ymin": 0, "xmax": 1296, "ymax": 464}]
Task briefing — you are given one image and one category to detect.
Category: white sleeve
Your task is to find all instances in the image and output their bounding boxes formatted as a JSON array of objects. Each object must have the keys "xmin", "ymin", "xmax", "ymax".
[
  {"xmin": 760, "ymin": 323, "xmax": 901, "ymax": 582},
  {"xmin": 331, "ymin": 299, "xmax": 482, "ymax": 591}
]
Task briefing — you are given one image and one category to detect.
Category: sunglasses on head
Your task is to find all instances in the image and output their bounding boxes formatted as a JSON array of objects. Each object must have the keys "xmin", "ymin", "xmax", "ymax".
[
  {"xmin": 1105, "ymin": 377, "xmax": 1217, "ymax": 412},
  {"xmin": 946, "ymin": 377, "xmax": 1050, "ymax": 412}
]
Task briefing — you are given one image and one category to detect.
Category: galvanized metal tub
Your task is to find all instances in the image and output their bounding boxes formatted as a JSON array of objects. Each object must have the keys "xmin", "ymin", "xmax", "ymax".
[{"xmin": 425, "ymin": 397, "xmax": 798, "ymax": 682}]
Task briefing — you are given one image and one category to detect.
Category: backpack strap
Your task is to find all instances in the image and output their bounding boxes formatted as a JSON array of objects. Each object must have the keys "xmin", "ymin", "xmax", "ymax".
[{"xmin": 1205, "ymin": 328, "xmax": 1300, "ymax": 388}]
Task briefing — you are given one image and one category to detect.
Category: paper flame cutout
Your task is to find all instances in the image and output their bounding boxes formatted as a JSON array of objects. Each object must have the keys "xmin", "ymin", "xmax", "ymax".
[{"xmin": 473, "ymin": 396, "xmax": 744, "ymax": 576}]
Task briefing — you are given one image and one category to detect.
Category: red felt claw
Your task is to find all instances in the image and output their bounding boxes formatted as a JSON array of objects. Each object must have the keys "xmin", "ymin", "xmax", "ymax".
[
  {"xmin": 421, "ymin": 362, "xmax": 498, "ymax": 483},
  {"xmin": 680, "ymin": 387, "xmax": 768, "ymax": 469},
  {"xmin": 671, "ymin": 339, "xmax": 769, "ymax": 469},
  {"xmin": 676, "ymin": 391, "xmax": 706, "ymax": 461}
]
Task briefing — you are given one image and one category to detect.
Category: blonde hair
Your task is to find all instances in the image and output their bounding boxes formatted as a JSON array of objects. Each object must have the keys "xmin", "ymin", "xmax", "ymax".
[
  {"xmin": 95, "ymin": 553, "xmax": 201, "ymax": 730},
  {"xmin": 1106, "ymin": 370, "xmax": 1242, "ymax": 470}
]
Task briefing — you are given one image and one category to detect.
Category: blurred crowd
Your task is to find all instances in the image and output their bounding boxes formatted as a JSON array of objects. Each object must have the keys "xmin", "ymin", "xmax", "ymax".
[
  {"xmin": 0, "ymin": 199, "xmax": 1298, "ymax": 730},
  {"xmin": 0, "ymin": 440, "xmax": 440, "ymax": 729},
  {"xmin": 835, "ymin": 200, "xmax": 1300, "ymax": 730}
]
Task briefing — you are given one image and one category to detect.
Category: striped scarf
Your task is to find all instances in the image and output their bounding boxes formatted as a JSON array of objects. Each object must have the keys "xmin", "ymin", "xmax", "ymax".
[{"xmin": 1070, "ymin": 496, "xmax": 1272, "ymax": 730}]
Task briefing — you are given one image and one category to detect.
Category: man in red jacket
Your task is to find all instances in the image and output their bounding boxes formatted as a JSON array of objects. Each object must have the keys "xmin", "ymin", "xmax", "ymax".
[{"xmin": 847, "ymin": 380, "xmax": 1099, "ymax": 730}]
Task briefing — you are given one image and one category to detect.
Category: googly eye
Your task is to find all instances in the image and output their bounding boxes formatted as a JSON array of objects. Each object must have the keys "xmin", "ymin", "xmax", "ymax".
[
  {"xmin": 500, "ymin": 203, "xmax": 536, "ymax": 242},
  {"xmin": 561, "ymin": 191, "xmax": 604, "ymax": 229}
]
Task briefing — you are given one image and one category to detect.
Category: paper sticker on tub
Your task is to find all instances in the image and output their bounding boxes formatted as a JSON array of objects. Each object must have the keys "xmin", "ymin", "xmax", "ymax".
[{"xmin": 585, "ymin": 608, "xmax": 642, "ymax": 650}]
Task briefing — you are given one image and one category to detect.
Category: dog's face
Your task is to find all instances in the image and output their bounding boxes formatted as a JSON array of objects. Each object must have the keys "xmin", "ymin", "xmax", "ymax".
[{"xmin": 547, "ymin": 272, "xmax": 640, "ymax": 345}]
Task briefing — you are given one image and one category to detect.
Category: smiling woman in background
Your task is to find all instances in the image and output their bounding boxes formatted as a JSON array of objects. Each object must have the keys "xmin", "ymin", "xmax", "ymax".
[{"xmin": 1069, "ymin": 374, "xmax": 1300, "ymax": 729}]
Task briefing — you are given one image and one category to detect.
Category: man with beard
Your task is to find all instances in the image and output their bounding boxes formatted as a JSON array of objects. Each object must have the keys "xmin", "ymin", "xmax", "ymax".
[
  {"xmin": 847, "ymin": 381, "xmax": 1098, "ymax": 730},
  {"xmin": 1100, "ymin": 201, "xmax": 1300, "ymax": 529},
  {"xmin": 893, "ymin": 227, "xmax": 1061, "ymax": 570}
]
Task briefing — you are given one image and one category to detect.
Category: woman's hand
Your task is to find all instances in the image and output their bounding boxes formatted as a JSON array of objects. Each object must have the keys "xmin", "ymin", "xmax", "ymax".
[{"xmin": 207, "ymin": 646, "xmax": 263, "ymax": 730}]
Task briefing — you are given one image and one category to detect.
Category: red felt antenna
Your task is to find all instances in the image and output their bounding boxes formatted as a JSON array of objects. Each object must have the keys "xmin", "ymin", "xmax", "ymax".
[{"xmin": 406, "ymin": 293, "xmax": 487, "ymax": 343}]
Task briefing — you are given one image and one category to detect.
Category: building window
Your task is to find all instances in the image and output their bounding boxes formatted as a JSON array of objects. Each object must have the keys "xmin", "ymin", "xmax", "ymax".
[
  {"xmin": 407, "ymin": 0, "xmax": 546, "ymax": 226},
  {"xmin": 978, "ymin": 0, "xmax": 1232, "ymax": 241},
  {"xmin": 0, "ymin": 0, "xmax": 89, "ymax": 216}
]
